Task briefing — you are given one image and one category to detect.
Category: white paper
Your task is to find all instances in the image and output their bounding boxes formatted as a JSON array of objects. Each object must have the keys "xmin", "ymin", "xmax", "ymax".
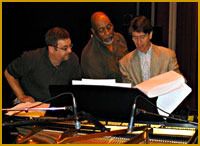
[
  {"xmin": 134, "ymin": 71, "xmax": 185, "ymax": 97},
  {"xmin": 72, "ymin": 79, "xmax": 115, "ymax": 86},
  {"xmin": 133, "ymin": 71, "xmax": 192, "ymax": 117},
  {"xmin": 72, "ymin": 79, "xmax": 131, "ymax": 88},
  {"xmin": 81, "ymin": 78, "xmax": 116, "ymax": 84},
  {"xmin": 5, "ymin": 102, "xmax": 50, "ymax": 117},
  {"xmin": 112, "ymin": 83, "xmax": 132, "ymax": 88},
  {"xmin": 157, "ymin": 83, "xmax": 192, "ymax": 117}
]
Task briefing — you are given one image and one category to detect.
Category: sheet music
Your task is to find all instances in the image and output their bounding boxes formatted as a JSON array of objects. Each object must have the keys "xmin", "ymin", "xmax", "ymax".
[
  {"xmin": 72, "ymin": 79, "xmax": 131, "ymax": 88},
  {"xmin": 72, "ymin": 79, "xmax": 115, "ymax": 85},
  {"xmin": 134, "ymin": 71, "xmax": 192, "ymax": 117},
  {"xmin": 157, "ymin": 83, "xmax": 192, "ymax": 117},
  {"xmin": 81, "ymin": 78, "xmax": 116, "ymax": 84},
  {"xmin": 134, "ymin": 71, "xmax": 185, "ymax": 98},
  {"xmin": 5, "ymin": 102, "xmax": 50, "ymax": 117}
]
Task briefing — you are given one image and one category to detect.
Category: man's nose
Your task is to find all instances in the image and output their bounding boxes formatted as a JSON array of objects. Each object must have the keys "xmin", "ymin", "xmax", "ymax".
[
  {"xmin": 104, "ymin": 28, "xmax": 111, "ymax": 35},
  {"xmin": 135, "ymin": 38, "xmax": 142, "ymax": 45},
  {"xmin": 66, "ymin": 47, "xmax": 72, "ymax": 53}
]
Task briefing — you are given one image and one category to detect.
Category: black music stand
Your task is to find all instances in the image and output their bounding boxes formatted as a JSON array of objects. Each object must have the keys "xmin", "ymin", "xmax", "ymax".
[{"xmin": 49, "ymin": 85, "xmax": 163, "ymax": 123}]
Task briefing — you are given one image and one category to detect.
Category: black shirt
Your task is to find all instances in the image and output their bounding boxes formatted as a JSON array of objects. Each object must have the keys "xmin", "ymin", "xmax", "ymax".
[{"xmin": 7, "ymin": 47, "xmax": 81, "ymax": 101}]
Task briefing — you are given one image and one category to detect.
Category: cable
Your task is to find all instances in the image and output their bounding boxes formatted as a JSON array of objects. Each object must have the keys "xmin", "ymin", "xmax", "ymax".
[{"xmin": 138, "ymin": 95, "xmax": 171, "ymax": 116}]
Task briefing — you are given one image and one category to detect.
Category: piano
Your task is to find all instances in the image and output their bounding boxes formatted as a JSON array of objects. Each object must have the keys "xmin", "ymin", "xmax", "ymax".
[{"xmin": 2, "ymin": 85, "xmax": 198, "ymax": 144}]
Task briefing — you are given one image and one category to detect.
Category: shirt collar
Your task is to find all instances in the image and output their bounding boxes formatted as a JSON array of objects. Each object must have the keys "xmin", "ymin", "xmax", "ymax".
[{"xmin": 137, "ymin": 43, "xmax": 152, "ymax": 56}]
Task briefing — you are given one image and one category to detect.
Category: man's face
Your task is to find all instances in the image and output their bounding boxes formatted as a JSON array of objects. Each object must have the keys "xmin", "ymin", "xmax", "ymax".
[
  {"xmin": 132, "ymin": 32, "xmax": 152, "ymax": 53},
  {"xmin": 93, "ymin": 15, "xmax": 114, "ymax": 45},
  {"xmin": 53, "ymin": 38, "xmax": 73, "ymax": 61}
]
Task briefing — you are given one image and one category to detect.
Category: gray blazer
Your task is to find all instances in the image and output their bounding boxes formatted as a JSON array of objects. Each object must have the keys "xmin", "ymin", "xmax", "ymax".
[{"xmin": 119, "ymin": 44, "xmax": 180, "ymax": 86}]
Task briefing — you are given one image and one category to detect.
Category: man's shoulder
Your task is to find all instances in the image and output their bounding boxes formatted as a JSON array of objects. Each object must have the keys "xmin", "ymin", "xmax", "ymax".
[
  {"xmin": 114, "ymin": 32, "xmax": 128, "ymax": 51},
  {"xmin": 82, "ymin": 37, "xmax": 94, "ymax": 51},
  {"xmin": 68, "ymin": 52, "xmax": 80, "ymax": 64},
  {"xmin": 81, "ymin": 37, "xmax": 100, "ymax": 58},
  {"xmin": 22, "ymin": 47, "xmax": 45, "ymax": 55},
  {"xmin": 114, "ymin": 32, "xmax": 125, "ymax": 40},
  {"xmin": 21, "ymin": 47, "xmax": 46, "ymax": 59},
  {"xmin": 152, "ymin": 44, "xmax": 175, "ymax": 55},
  {"xmin": 70, "ymin": 52, "xmax": 79, "ymax": 59},
  {"xmin": 114, "ymin": 32, "xmax": 123, "ymax": 37},
  {"xmin": 120, "ymin": 50, "xmax": 136, "ymax": 63}
]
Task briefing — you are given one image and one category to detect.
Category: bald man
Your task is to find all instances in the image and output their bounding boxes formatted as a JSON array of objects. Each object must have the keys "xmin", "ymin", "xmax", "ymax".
[{"xmin": 81, "ymin": 11, "xmax": 128, "ymax": 82}]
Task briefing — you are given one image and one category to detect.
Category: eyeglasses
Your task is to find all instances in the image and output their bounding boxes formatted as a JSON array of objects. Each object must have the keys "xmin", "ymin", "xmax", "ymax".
[
  {"xmin": 132, "ymin": 34, "xmax": 148, "ymax": 41},
  {"xmin": 55, "ymin": 44, "xmax": 73, "ymax": 51},
  {"xmin": 96, "ymin": 23, "xmax": 113, "ymax": 34}
]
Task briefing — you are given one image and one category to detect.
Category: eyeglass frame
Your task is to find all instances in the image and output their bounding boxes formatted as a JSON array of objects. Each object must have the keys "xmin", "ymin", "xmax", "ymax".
[
  {"xmin": 54, "ymin": 43, "xmax": 73, "ymax": 51},
  {"xmin": 132, "ymin": 33, "xmax": 148, "ymax": 41}
]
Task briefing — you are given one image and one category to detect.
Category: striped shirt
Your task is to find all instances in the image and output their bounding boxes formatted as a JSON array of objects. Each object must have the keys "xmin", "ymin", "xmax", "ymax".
[{"xmin": 138, "ymin": 45, "xmax": 152, "ymax": 81}]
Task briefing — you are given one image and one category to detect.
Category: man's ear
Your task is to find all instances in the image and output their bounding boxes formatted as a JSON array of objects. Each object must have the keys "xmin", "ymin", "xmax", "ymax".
[
  {"xmin": 91, "ymin": 28, "xmax": 95, "ymax": 35},
  {"xmin": 48, "ymin": 46, "xmax": 56, "ymax": 53}
]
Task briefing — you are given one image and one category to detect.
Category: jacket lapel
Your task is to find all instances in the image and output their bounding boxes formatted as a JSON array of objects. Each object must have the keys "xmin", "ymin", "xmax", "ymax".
[
  {"xmin": 150, "ymin": 44, "xmax": 159, "ymax": 77},
  {"xmin": 132, "ymin": 51, "xmax": 143, "ymax": 84}
]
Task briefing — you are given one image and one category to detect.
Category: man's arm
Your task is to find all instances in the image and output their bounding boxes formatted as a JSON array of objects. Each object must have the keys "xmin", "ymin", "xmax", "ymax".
[
  {"xmin": 169, "ymin": 50, "xmax": 180, "ymax": 73},
  {"xmin": 4, "ymin": 69, "xmax": 35, "ymax": 103},
  {"xmin": 119, "ymin": 62, "xmax": 133, "ymax": 85}
]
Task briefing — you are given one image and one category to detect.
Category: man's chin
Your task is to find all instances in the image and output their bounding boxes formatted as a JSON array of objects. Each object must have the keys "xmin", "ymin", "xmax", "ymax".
[
  {"xmin": 63, "ymin": 55, "xmax": 70, "ymax": 61},
  {"xmin": 137, "ymin": 48, "xmax": 147, "ymax": 53},
  {"xmin": 103, "ymin": 39, "xmax": 114, "ymax": 45}
]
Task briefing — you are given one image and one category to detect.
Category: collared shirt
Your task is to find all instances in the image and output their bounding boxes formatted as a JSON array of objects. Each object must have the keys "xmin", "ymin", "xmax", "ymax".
[
  {"xmin": 7, "ymin": 47, "xmax": 81, "ymax": 101},
  {"xmin": 138, "ymin": 45, "xmax": 152, "ymax": 81}
]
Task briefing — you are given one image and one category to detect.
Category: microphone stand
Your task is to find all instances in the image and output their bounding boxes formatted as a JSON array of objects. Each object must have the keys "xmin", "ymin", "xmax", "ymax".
[
  {"xmin": 2, "ymin": 106, "xmax": 71, "ymax": 112},
  {"xmin": 137, "ymin": 108, "xmax": 198, "ymax": 126},
  {"xmin": 127, "ymin": 95, "xmax": 141, "ymax": 133},
  {"xmin": 71, "ymin": 94, "xmax": 81, "ymax": 130},
  {"xmin": 127, "ymin": 95, "xmax": 198, "ymax": 133},
  {"xmin": 42, "ymin": 92, "xmax": 81, "ymax": 130},
  {"xmin": 3, "ymin": 92, "xmax": 81, "ymax": 130}
]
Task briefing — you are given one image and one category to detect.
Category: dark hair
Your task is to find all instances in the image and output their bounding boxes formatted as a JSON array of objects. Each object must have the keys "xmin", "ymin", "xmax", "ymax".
[
  {"xmin": 45, "ymin": 27, "xmax": 70, "ymax": 46},
  {"xmin": 129, "ymin": 16, "xmax": 153, "ymax": 34}
]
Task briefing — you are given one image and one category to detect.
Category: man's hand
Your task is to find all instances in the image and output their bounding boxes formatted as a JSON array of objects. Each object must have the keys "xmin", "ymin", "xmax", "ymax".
[
  {"xmin": 4, "ymin": 69, "xmax": 36, "ymax": 103},
  {"xmin": 18, "ymin": 95, "xmax": 35, "ymax": 103}
]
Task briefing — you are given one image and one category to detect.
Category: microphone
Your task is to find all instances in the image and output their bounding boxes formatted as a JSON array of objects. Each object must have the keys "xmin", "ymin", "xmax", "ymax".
[
  {"xmin": 127, "ymin": 95, "xmax": 141, "ymax": 133},
  {"xmin": 3, "ymin": 106, "xmax": 72, "ymax": 112},
  {"xmin": 45, "ymin": 92, "xmax": 81, "ymax": 130},
  {"xmin": 127, "ymin": 94, "xmax": 197, "ymax": 133},
  {"xmin": 136, "ymin": 108, "xmax": 198, "ymax": 126},
  {"xmin": 40, "ymin": 92, "xmax": 81, "ymax": 130},
  {"xmin": 71, "ymin": 93, "xmax": 81, "ymax": 130},
  {"xmin": 4, "ymin": 92, "xmax": 81, "ymax": 130}
]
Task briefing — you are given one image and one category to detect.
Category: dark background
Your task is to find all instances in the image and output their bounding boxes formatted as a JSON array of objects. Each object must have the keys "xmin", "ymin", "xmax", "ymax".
[{"xmin": 2, "ymin": 3, "xmax": 198, "ymax": 115}]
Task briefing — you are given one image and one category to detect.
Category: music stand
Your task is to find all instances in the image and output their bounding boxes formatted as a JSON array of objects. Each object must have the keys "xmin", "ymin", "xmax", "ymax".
[{"xmin": 49, "ymin": 85, "xmax": 162, "ymax": 123}]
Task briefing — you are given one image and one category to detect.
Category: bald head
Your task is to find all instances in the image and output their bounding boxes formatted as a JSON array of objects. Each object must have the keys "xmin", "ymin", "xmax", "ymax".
[
  {"xmin": 90, "ymin": 11, "xmax": 114, "ymax": 45},
  {"xmin": 91, "ymin": 12, "xmax": 111, "ymax": 29}
]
